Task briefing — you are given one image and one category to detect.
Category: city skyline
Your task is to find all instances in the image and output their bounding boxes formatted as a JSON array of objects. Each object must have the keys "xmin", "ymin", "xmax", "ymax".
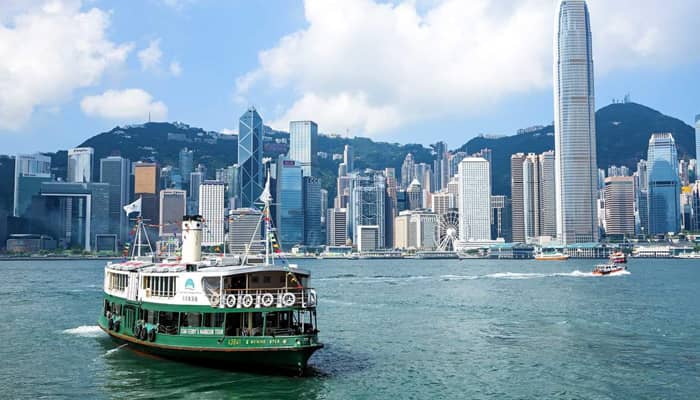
[{"xmin": 0, "ymin": 1, "xmax": 698, "ymax": 154}]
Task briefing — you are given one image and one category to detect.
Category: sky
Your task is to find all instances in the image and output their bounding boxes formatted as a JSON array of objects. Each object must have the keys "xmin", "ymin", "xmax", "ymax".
[{"xmin": 0, "ymin": 0, "xmax": 698, "ymax": 154}]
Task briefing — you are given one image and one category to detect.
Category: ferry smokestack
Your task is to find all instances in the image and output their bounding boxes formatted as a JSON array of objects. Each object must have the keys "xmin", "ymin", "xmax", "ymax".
[{"xmin": 181, "ymin": 215, "xmax": 203, "ymax": 263}]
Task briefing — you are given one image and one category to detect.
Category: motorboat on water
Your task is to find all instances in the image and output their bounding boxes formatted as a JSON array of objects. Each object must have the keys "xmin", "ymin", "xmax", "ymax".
[
  {"xmin": 592, "ymin": 263, "xmax": 627, "ymax": 276},
  {"xmin": 609, "ymin": 251, "xmax": 627, "ymax": 264},
  {"xmin": 534, "ymin": 251, "xmax": 570, "ymax": 261}
]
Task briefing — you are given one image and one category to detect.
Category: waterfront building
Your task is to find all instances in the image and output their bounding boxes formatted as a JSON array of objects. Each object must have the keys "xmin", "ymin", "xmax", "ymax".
[
  {"xmin": 67, "ymin": 147, "xmax": 94, "ymax": 183},
  {"xmin": 406, "ymin": 179, "xmax": 423, "ymax": 210},
  {"xmin": 227, "ymin": 208, "xmax": 263, "ymax": 254},
  {"xmin": 604, "ymin": 176, "xmax": 635, "ymax": 237},
  {"xmin": 356, "ymin": 225, "xmax": 380, "ymax": 252},
  {"xmin": 327, "ymin": 208, "xmax": 348, "ymax": 246},
  {"xmin": 446, "ymin": 177, "xmax": 459, "ymax": 204},
  {"xmin": 100, "ymin": 156, "xmax": 131, "ymax": 243},
  {"xmin": 289, "ymin": 120, "xmax": 318, "ymax": 176},
  {"xmin": 400, "ymin": 153, "xmax": 415, "ymax": 189},
  {"xmin": 303, "ymin": 176, "xmax": 322, "ymax": 246},
  {"xmin": 554, "ymin": 0, "xmax": 599, "ymax": 244},
  {"xmin": 491, "ymin": 195, "xmax": 512, "ymax": 242},
  {"xmin": 522, "ymin": 151, "xmax": 556, "ymax": 241},
  {"xmin": 344, "ymin": 144, "xmax": 354, "ymax": 173},
  {"xmin": 393, "ymin": 210, "xmax": 438, "ymax": 251},
  {"xmin": 320, "ymin": 188, "xmax": 328, "ymax": 231},
  {"xmin": 13, "ymin": 153, "xmax": 52, "ymax": 217},
  {"xmin": 458, "ymin": 157, "xmax": 491, "ymax": 241},
  {"xmin": 198, "ymin": 181, "xmax": 225, "ymax": 246},
  {"xmin": 276, "ymin": 159, "xmax": 304, "ymax": 250},
  {"xmin": 159, "ymin": 189, "xmax": 186, "ymax": 237},
  {"xmin": 39, "ymin": 182, "xmax": 110, "ymax": 251},
  {"xmin": 133, "ymin": 162, "xmax": 160, "ymax": 228},
  {"xmin": 646, "ymin": 133, "xmax": 681, "ymax": 235},
  {"xmin": 179, "ymin": 148, "xmax": 194, "ymax": 185},
  {"xmin": 350, "ymin": 173, "xmax": 386, "ymax": 248},
  {"xmin": 510, "ymin": 153, "xmax": 526, "ymax": 243},
  {"xmin": 238, "ymin": 107, "xmax": 264, "ymax": 208}
]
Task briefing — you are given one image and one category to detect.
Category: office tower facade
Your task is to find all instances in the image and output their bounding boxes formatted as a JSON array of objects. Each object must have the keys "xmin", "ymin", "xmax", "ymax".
[
  {"xmin": 554, "ymin": 0, "xmax": 599, "ymax": 244},
  {"xmin": 100, "ymin": 156, "xmax": 131, "ymax": 243},
  {"xmin": 449, "ymin": 152, "xmax": 467, "ymax": 178},
  {"xmin": 458, "ymin": 157, "xmax": 491, "ymax": 241},
  {"xmin": 350, "ymin": 174, "xmax": 386, "ymax": 248},
  {"xmin": 433, "ymin": 141, "xmax": 448, "ymax": 191},
  {"xmin": 607, "ymin": 165, "xmax": 630, "ymax": 177},
  {"xmin": 344, "ymin": 144, "xmax": 354, "ymax": 173},
  {"xmin": 646, "ymin": 133, "xmax": 681, "ymax": 235},
  {"xmin": 39, "ymin": 182, "xmax": 109, "ymax": 251},
  {"xmin": 327, "ymin": 208, "xmax": 348, "ymax": 246},
  {"xmin": 414, "ymin": 163, "xmax": 432, "ymax": 193},
  {"xmin": 238, "ymin": 107, "xmax": 264, "ymax": 208},
  {"xmin": 521, "ymin": 151, "xmax": 557, "ymax": 241},
  {"xmin": 393, "ymin": 210, "xmax": 438, "ymax": 250},
  {"xmin": 14, "ymin": 153, "xmax": 52, "ymax": 217},
  {"xmin": 67, "ymin": 147, "xmax": 94, "ymax": 183},
  {"xmin": 604, "ymin": 176, "xmax": 635, "ymax": 236},
  {"xmin": 0, "ymin": 155, "xmax": 15, "ymax": 215},
  {"xmin": 289, "ymin": 120, "xmax": 318, "ymax": 177},
  {"xmin": 303, "ymin": 176, "xmax": 322, "ymax": 246},
  {"xmin": 189, "ymin": 171, "xmax": 204, "ymax": 201},
  {"xmin": 356, "ymin": 225, "xmax": 380, "ymax": 252},
  {"xmin": 133, "ymin": 162, "xmax": 160, "ymax": 225},
  {"xmin": 400, "ymin": 153, "xmax": 415, "ymax": 189},
  {"xmin": 491, "ymin": 195, "xmax": 512, "ymax": 242},
  {"xmin": 679, "ymin": 160, "xmax": 690, "ymax": 186},
  {"xmin": 216, "ymin": 164, "xmax": 240, "ymax": 209},
  {"xmin": 159, "ymin": 189, "xmax": 186, "ymax": 237},
  {"xmin": 406, "ymin": 179, "xmax": 423, "ymax": 210},
  {"xmin": 179, "ymin": 148, "xmax": 194, "ymax": 185},
  {"xmin": 199, "ymin": 181, "xmax": 225, "ymax": 246},
  {"xmin": 510, "ymin": 153, "xmax": 526, "ymax": 242},
  {"xmin": 227, "ymin": 208, "xmax": 263, "ymax": 254},
  {"xmin": 696, "ymin": 115, "xmax": 700, "ymax": 176},
  {"xmin": 276, "ymin": 159, "xmax": 304, "ymax": 250}
]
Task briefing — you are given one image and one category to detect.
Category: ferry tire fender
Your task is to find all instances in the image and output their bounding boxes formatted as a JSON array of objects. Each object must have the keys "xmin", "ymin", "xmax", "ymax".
[
  {"xmin": 133, "ymin": 325, "xmax": 141, "ymax": 339},
  {"xmin": 210, "ymin": 294, "xmax": 220, "ymax": 307},
  {"xmin": 261, "ymin": 293, "xmax": 274, "ymax": 307},
  {"xmin": 108, "ymin": 318, "xmax": 114, "ymax": 331},
  {"xmin": 225, "ymin": 294, "xmax": 236, "ymax": 308},
  {"xmin": 148, "ymin": 328, "xmax": 156, "ymax": 342},
  {"xmin": 139, "ymin": 326, "xmax": 148, "ymax": 341},
  {"xmin": 114, "ymin": 319, "xmax": 121, "ymax": 333},
  {"xmin": 282, "ymin": 293, "xmax": 296, "ymax": 307},
  {"xmin": 242, "ymin": 294, "xmax": 254, "ymax": 308}
]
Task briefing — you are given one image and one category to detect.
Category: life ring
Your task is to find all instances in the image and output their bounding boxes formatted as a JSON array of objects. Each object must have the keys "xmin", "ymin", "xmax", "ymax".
[
  {"xmin": 260, "ymin": 293, "xmax": 274, "ymax": 307},
  {"xmin": 307, "ymin": 289, "xmax": 317, "ymax": 307},
  {"xmin": 133, "ymin": 325, "xmax": 141, "ymax": 338},
  {"xmin": 108, "ymin": 318, "xmax": 114, "ymax": 330},
  {"xmin": 225, "ymin": 294, "xmax": 236, "ymax": 308},
  {"xmin": 241, "ymin": 294, "xmax": 254, "ymax": 308},
  {"xmin": 210, "ymin": 294, "xmax": 220, "ymax": 307},
  {"xmin": 148, "ymin": 328, "xmax": 156, "ymax": 342},
  {"xmin": 282, "ymin": 293, "xmax": 296, "ymax": 307},
  {"xmin": 114, "ymin": 319, "xmax": 121, "ymax": 332}
]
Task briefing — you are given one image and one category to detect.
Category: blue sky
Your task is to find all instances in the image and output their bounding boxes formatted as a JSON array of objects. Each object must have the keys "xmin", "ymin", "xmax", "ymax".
[{"xmin": 1, "ymin": 0, "xmax": 698, "ymax": 154}]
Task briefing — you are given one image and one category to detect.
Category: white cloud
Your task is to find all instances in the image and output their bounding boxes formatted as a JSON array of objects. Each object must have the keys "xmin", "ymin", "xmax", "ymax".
[
  {"xmin": 0, "ymin": 0, "xmax": 132, "ymax": 130},
  {"xmin": 237, "ymin": 0, "xmax": 700, "ymax": 136},
  {"xmin": 80, "ymin": 89, "xmax": 168, "ymax": 121},
  {"xmin": 169, "ymin": 60, "xmax": 182, "ymax": 77},
  {"xmin": 138, "ymin": 39, "xmax": 162, "ymax": 72},
  {"xmin": 220, "ymin": 128, "xmax": 237, "ymax": 135}
]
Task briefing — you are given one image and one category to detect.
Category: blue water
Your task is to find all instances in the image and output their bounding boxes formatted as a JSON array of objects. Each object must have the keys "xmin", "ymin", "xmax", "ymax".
[{"xmin": 1, "ymin": 258, "xmax": 698, "ymax": 399}]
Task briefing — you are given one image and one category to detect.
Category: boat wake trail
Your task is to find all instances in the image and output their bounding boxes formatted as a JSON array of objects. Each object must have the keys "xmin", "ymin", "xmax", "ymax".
[
  {"xmin": 105, "ymin": 344, "xmax": 128, "ymax": 356},
  {"xmin": 62, "ymin": 325, "xmax": 105, "ymax": 338},
  {"xmin": 483, "ymin": 271, "xmax": 598, "ymax": 279}
]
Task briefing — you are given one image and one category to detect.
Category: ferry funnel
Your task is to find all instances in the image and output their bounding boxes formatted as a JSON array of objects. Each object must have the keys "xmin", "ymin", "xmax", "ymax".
[{"xmin": 181, "ymin": 215, "xmax": 203, "ymax": 263}]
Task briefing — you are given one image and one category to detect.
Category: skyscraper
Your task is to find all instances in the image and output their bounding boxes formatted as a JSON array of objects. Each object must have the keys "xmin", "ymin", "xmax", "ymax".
[
  {"xmin": 458, "ymin": 157, "xmax": 491, "ymax": 241},
  {"xmin": 276, "ymin": 158, "xmax": 304, "ymax": 250},
  {"xmin": 604, "ymin": 176, "xmax": 635, "ymax": 237},
  {"xmin": 646, "ymin": 133, "xmax": 681, "ymax": 235},
  {"xmin": 350, "ymin": 174, "xmax": 386, "ymax": 248},
  {"xmin": 289, "ymin": 120, "xmax": 318, "ymax": 176},
  {"xmin": 406, "ymin": 179, "xmax": 423, "ymax": 210},
  {"xmin": 159, "ymin": 189, "xmax": 186, "ymax": 237},
  {"xmin": 554, "ymin": 0, "xmax": 599, "ymax": 244},
  {"xmin": 400, "ymin": 153, "xmax": 415, "ymax": 189},
  {"xmin": 510, "ymin": 153, "xmax": 527, "ymax": 243},
  {"xmin": 695, "ymin": 114, "xmax": 700, "ymax": 176},
  {"xmin": 303, "ymin": 176, "xmax": 322, "ymax": 246},
  {"xmin": 433, "ymin": 141, "xmax": 448, "ymax": 191},
  {"xmin": 67, "ymin": 147, "xmax": 94, "ymax": 183},
  {"xmin": 100, "ymin": 156, "xmax": 131, "ymax": 243},
  {"xmin": 13, "ymin": 153, "xmax": 52, "ymax": 217},
  {"xmin": 199, "ymin": 181, "xmax": 225, "ymax": 246},
  {"xmin": 344, "ymin": 144, "xmax": 354, "ymax": 173},
  {"xmin": 179, "ymin": 148, "xmax": 194, "ymax": 185},
  {"xmin": 133, "ymin": 162, "xmax": 160, "ymax": 226},
  {"xmin": 238, "ymin": 107, "xmax": 264, "ymax": 208},
  {"xmin": 326, "ymin": 208, "xmax": 348, "ymax": 246},
  {"xmin": 521, "ymin": 151, "xmax": 557, "ymax": 241}
]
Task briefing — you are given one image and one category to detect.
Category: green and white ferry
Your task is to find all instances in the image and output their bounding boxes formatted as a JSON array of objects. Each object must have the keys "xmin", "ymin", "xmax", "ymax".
[{"xmin": 98, "ymin": 186, "xmax": 322, "ymax": 374}]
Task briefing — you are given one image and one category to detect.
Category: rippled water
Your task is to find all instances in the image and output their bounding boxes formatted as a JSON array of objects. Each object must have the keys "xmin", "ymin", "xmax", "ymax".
[{"xmin": 1, "ymin": 258, "xmax": 698, "ymax": 399}]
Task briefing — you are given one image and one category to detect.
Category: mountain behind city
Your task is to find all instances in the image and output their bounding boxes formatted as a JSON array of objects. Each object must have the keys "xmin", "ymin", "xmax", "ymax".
[{"xmin": 41, "ymin": 101, "xmax": 696, "ymax": 198}]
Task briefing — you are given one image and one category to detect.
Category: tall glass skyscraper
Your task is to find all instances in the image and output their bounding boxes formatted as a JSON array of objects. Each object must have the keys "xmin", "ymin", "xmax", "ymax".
[
  {"xmin": 554, "ymin": 0, "xmax": 598, "ymax": 244},
  {"xmin": 289, "ymin": 120, "xmax": 318, "ymax": 177},
  {"xmin": 276, "ymin": 158, "xmax": 304, "ymax": 250},
  {"xmin": 14, "ymin": 153, "xmax": 52, "ymax": 217},
  {"xmin": 238, "ymin": 107, "xmax": 264, "ymax": 208},
  {"xmin": 179, "ymin": 148, "xmax": 193, "ymax": 185},
  {"xmin": 646, "ymin": 133, "xmax": 680, "ymax": 235},
  {"xmin": 67, "ymin": 147, "xmax": 94, "ymax": 183},
  {"xmin": 100, "ymin": 156, "xmax": 131, "ymax": 243},
  {"xmin": 695, "ymin": 115, "xmax": 699, "ymax": 176}
]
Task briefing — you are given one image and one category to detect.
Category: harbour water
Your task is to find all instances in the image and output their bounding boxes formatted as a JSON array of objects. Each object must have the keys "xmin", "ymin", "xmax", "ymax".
[{"xmin": 1, "ymin": 258, "xmax": 698, "ymax": 399}]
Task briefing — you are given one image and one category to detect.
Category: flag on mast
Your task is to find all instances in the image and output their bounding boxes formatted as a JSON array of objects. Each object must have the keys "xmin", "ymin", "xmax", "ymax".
[
  {"xmin": 259, "ymin": 173, "xmax": 272, "ymax": 203},
  {"xmin": 123, "ymin": 197, "xmax": 142, "ymax": 215}
]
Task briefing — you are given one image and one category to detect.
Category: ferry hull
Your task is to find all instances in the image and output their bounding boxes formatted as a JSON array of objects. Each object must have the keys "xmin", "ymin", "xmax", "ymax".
[{"xmin": 99, "ymin": 323, "xmax": 322, "ymax": 375}]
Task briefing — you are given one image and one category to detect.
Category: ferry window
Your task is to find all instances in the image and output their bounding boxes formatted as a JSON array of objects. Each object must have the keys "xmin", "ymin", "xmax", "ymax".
[
  {"xmin": 251, "ymin": 276, "xmax": 259, "ymax": 284},
  {"xmin": 103, "ymin": 300, "xmax": 110, "ymax": 316},
  {"xmin": 143, "ymin": 275, "xmax": 177, "ymax": 297},
  {"xmin": 181, "ymin": 312, "xmax": 201, "ymax": 327},
  {"xmin": 143, "ymin": 310, "xmax": 157, "ymax": 325},
  {"xmin": 158, "ymin": 312, "xmax": 179, "ymax": 334},
  {"xmin": 263, "ymin": 276, "xmax": 271, "ymax": 284},
  {"xmin": 109, "ymin": 272, "xmax": 128, "ymax": 291},
  {"xmin": 202, "ymin": 313, "xmax": 224, "ymax": 328}
]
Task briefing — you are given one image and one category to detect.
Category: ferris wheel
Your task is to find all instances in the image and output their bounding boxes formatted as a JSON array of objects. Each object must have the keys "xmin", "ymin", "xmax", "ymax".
[{"xmin": 437, "ymin": 209, "xmax": 460, "ymax": 251}]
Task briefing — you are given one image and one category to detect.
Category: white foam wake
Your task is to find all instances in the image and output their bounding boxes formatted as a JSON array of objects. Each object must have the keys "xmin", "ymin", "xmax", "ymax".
[
  {"xmin": 63, "ymin": 325, "xmax": 105, "ymax": 338},
  {"xmin": 481, "ymin": 270, "xmax": 618, "ymax": 279},
  {"xmin": 105, "ymin": 343, "xmax": 128, "ymax": 356}
]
